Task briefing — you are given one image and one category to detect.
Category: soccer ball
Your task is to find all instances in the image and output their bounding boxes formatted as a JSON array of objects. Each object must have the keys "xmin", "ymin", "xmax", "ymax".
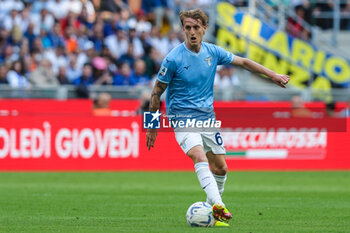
[{"xmin": 186, "ymin": 202, "xmax": 215, "ymax": 227}]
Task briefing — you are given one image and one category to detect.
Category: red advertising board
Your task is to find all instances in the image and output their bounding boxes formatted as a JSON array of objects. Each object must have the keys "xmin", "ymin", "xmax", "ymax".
[{"xmin": 0, "ymin": 100, "xmax": 349, "ymax": 171}]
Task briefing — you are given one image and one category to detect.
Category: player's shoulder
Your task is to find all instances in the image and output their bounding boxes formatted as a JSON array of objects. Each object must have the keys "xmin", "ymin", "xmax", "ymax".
[{"xmin": 202, "ymin": 42, "xmax": 225, "ymax": 55}]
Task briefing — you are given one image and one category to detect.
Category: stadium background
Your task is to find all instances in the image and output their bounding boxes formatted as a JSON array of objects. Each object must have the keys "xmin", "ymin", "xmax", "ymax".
[
  {"xmin": 0, "ymin": 1, "xmax": 349, "ymax": 232},
  {"xmin": 0, "ymin": 0, "xmax": 349, "ymax": 170}
]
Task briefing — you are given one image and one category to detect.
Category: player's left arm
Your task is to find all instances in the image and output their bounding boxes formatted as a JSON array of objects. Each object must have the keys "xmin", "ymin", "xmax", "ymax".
[{"xmin": 232, "ymin": 56, "xmax": 290, "ymax": 88}]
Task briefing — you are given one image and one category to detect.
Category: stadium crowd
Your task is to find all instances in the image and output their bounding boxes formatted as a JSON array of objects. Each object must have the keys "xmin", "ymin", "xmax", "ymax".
[
  {"xmin": 0, "ymin": 0, "xmax": 349, "ymax": 96},
  {"xmin": 0, "ymin": 0, "xmax": 210, "ymax": 94}
]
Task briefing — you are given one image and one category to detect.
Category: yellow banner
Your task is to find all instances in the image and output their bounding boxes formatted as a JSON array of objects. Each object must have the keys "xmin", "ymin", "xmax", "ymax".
[{"xmin": 216, "ymin": 2, "xmax": 350, "ymax": 98}]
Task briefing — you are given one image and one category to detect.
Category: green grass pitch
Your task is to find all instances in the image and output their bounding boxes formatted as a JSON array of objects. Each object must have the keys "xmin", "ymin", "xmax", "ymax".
[{"xmin": 0, "ymin": 171, "xmax": 349, "ymax": 233}]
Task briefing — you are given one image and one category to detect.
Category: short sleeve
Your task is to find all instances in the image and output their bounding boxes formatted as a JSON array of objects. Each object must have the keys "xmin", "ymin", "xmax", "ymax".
[
  {"xmin": 157, "ymin": 57, "xmax": 176, "ymax": 84},
  {"xmin": 216, "ymin": 45, "xmax": 235, "ymax": 65}
]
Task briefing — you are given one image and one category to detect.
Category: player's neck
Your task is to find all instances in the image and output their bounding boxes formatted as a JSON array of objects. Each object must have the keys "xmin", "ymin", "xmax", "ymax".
[{"xmin": 185, "ymin": 40, "xmax": 202, "ymax": 53}]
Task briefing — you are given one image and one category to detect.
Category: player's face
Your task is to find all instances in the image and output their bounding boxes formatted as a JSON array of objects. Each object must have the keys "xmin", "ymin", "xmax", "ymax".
[{"xmin": 182, "ymin": 17, "xmax": 207, "ymax": 51}]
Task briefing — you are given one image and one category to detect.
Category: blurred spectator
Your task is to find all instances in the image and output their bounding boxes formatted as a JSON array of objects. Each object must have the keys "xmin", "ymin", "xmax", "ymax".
[
  {"xmin": 287, "ymin": 5, "xmax": 311, "ymax": 40},
  {"xmin": 44, "ymin": 45, "xmax": 68, "ymax": 75},
  {"xmin": 8, "ymin": 25, "xmax": 22, "ymax": 48},
  {"xmin": 76, "ymin": 40, "xmax": 96, "ymax": 70},
  {"xmin": 66, "ymin": 53, "xmax": 82, "ymax": 83},
  {"xmin": 119, "ymin": 43, "xmax": 135, "ymax": 67},
  {"xmin": 32, "ymin": 37, "xmax": 45, "ymax": 54},
  {"xmin": 134, "ymin": 10, "xmax": 152, "ymax": 34},
  {"xmin": 104, "ymin": 27, "xmax": 128, "ymax": 59},
  {"xmin": 31, "ymin": 0, "xmax": 47, "ymax": 15},
  {"xmin": 28, "ymin": 51, "xmax": 40, "ymax": 72},
  {"xmin": 139, "ymin": 30, "xmax": 152, "ymax": 53},
  {"xmin": 19, "ymin": 4, "xmax": 30, "ymax": 33},
  {"xmin": 100, "ymin": 0, "xmax": 127, "ymax": 13},
  {"xmin": 103, "ymin": 12, "xmax": 121, "ymax": 37},
  {"xmin": 147, "ymin": 0, "xmax": 176, "ymax": 30},
  {"xmin": 297, "ymin": 0, "xmax": 313, "ymax": 25},
  {"xmin": 60, "ymin": 11, "xmax": 81, "ymax": 37},
  {"xmin": 148, "ymin": 26, "xmax": 168, "ymax": 58},
  {"xmin": 0, "ymin": 1, "xmax": 23, "ymax": 21},
  {"xmin": 117, "ymin": 8, "xmax": 134, "ymax": 31},
  {"xmin": 103, "ymin": 54, "xmax": 118, "ymax": 74},
  {"xmin": 92, "ymin": 92, "xmax": 112, "ymax": 116},
  {"xmin": 49, "ymin": 23, "xmax": 66, "ymax": 48},
  {"xmin": 168, "ymin": 30, "xmax": 181, "ymax": 51},
  {"xmin": 89, "ymin": 22, "xmax": 104, "ymax": 52},
  {"xmin": 133, "ymin": 59, "xmax": 150, "ymax": 86},
  {"xmin": 67, "ymin": 0, "xmax": 83, "ymax": 15},
  {"xmin": 142, "ymin": 46, "xmax": 160, "ymax": 79},
  {"xmin": 40, "ymin": 28, "xmax": 52, "ymax": 49},
  {"xmin": 76, "ymin": 24, "xmax": 89, "ymax": 49},
  {"xmin": 214, "ymin": 66, "xmax": 240, "ymax": 90},
  {"xmin": 1, "ymin": 45, "xmax": 18, "ymax": 64},
  {"xmin": 291, "ymin": 95, "xmax": 312, "ymax": 118},
  {"xmin": 0, "ymin": 0, "xmax": 190, "ymax": 91},
  {"xmin": 0, "ymin": 64, "xmax": 9, "ymax": 84},
  {"xmin": 80, "ymin": 0, "xmax": 96, "ymax": 25},
  {"xmin": 92, "ymin": 56, "xmax": 113, "ymax": 85},
  {"xmin": 0, "ymin": 28, "xmax": 9, "ymax": 56},
  {"xmin": 3, "ymin": 9, "xmax": 22, "ymax": 32},
  {"xmin": 29, "ymin": 58, "xmax": 59, "ymax": 87},
  {"xmin": 57, "ymin": 66, "xmax": 70, "ymax": 85},
  {"xmin": 46, "ymin": 0, "xmax": 69, "ymax": 20},
  {"xmin": 64, "ymin": 26, "xmax": 79, "ymax": 53},
  {"xmin": 24, "ymin": 23, "xmax": 37, "ymax": 51},
  {"xmin": 19, "ymin": 38, "xmax": 30, "ymax": 58},
  {"xmin": 91, "ymin": 0, "xmax": 101, "ymax": 11},
  {"xmin": 22, "ymin": 55, "xmax": 34, "ymax": 76},
  {"xmin": 74, "ymin": 63, "xmax": 94, "ymax": 98},
  {"xmin": 129, "ymin": 28, "xmax": 144, "ymax": 58},
  {"xmin": 6, "ymin": 59, "xmax": 30, "ymax": 88},
  {"xmin": 74, "ymin": 62, "xmax": 94, "ymax": 85},
  {"xmin": 31, "ymin": 8, "xmax": 55, "ymax": 36},
  {"xmin": 113, "ymin": 62, "xmax": 138, "ymax": 85}
]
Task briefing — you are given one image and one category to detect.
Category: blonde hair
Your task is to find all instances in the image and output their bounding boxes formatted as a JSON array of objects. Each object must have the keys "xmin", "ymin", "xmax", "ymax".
[{"xmin": 179, "ymin": 9, "xmax": 208, "ymax": 27}]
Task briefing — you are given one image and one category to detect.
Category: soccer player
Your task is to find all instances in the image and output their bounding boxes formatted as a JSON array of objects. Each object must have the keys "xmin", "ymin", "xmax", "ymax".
[{"xmin": 146, "ymin": 9, "xmax": 289, "ymax": 226}]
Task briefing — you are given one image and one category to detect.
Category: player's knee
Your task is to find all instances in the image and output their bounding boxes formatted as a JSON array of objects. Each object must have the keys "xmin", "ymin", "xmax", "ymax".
[
  {"xmin": 187, "ymin": 148, "xmax": 207, "ymax": 164},
  {"xmin": 213, "ymin": 164, "xmax": 227, "ymax": 176}
]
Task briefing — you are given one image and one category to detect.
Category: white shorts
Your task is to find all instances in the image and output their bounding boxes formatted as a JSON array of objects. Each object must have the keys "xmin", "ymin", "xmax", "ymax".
[{"xmin": 175, "ymin": 131, "xmax": 226, "ymax": 155}]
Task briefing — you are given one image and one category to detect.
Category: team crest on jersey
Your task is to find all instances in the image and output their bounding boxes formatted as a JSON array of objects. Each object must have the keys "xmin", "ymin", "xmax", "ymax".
[
  {"xmin": 160, "ymin": 66, "xmax": 168, "ymax": 76},
  {"xmin": 205, "ymin": 56, "xmax": 213, "ymax": 66}
]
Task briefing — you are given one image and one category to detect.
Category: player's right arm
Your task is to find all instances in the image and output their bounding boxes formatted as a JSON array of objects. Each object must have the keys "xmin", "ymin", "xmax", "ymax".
[
  {"xmin": 147, "ymin": 54, "xmax": 176, "ymax": 150},
  {"xmin": 214, "ymin": 45, "xmax": 289, "ymax": 87},
  {"xmin": 146, "ymin": 80, "xmax": 168, "ymax": 150},
  {"xmin": 232, "ymin": 56, "xmax": 289, "ymax": 88}
]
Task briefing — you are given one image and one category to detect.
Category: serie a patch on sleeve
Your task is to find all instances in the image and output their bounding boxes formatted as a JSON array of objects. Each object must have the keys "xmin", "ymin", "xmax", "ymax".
[{"xmin": 160, "ymin": 66, "xmax": 168, "ymax": 76}]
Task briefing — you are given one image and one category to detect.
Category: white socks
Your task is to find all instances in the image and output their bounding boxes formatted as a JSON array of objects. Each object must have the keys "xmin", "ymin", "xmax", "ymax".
[
  {"xmin": 213, "ymin": 174, "xmax": 227, "ymax": 196},
  {"xmin": 195, "ymin": 162, "xmax": 224, "ymax": 206}
]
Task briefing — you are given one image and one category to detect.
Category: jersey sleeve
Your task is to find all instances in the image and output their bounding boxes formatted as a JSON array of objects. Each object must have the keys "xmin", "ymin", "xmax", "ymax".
[
  {"xmin": 216, "ymin": 45, "xmax": 235, "ymax": 65},
  {"xmin": 157, "ymin": 57, "xmax": 176, "ymax": 84}
]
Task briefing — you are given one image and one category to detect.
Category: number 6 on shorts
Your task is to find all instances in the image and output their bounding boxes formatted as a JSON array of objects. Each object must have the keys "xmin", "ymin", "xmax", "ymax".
[{"xmin": 215, "ymin": 132, "xmax": 223, "ymax": 145}]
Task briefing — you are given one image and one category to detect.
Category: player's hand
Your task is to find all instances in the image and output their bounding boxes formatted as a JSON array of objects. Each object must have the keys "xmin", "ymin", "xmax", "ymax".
[
  {"xmin": 271, "ymin": 74, "xmax": 290, "ymax": 88},
  {"xmin": 146, "ymin": 129, "xmax": 158, "ymax": 150}
]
